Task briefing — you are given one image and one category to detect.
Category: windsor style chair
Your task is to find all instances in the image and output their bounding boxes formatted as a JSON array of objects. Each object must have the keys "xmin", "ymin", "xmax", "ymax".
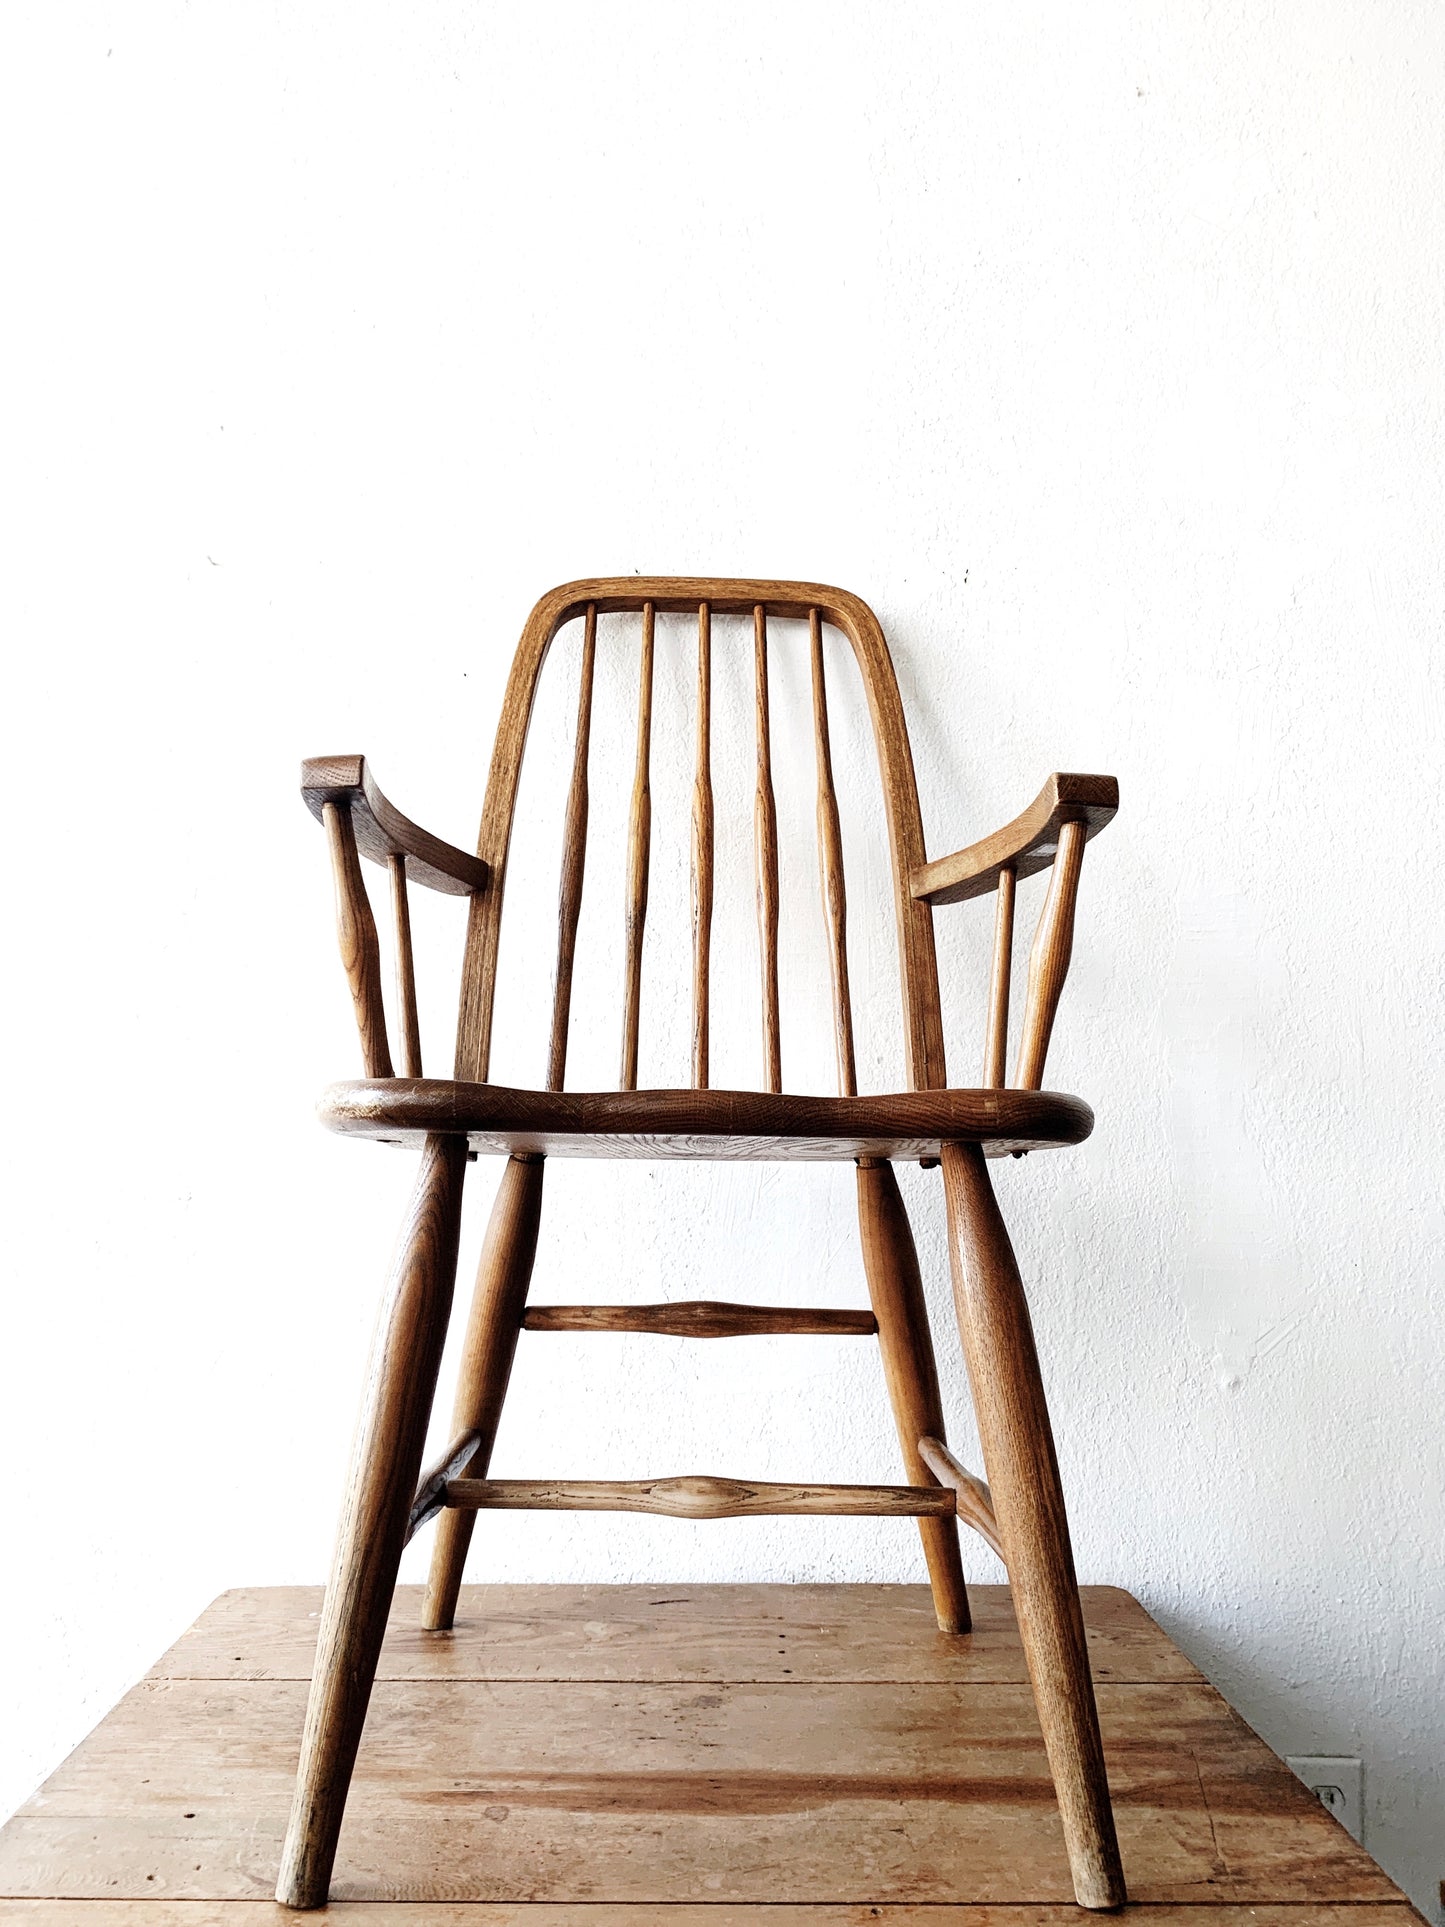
[{"xmin": 276, "ymin": 578, "xmax": 1124, "ymax": 1912}]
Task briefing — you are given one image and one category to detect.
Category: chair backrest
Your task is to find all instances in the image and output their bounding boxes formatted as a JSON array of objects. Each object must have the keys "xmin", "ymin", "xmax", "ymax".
[{"xmin": 454, "ymin": 577, "xmax": 949, "ymax": 1095}]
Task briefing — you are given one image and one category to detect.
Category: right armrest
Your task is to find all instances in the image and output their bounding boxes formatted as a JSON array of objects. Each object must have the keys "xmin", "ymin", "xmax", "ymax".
[
  {"xmin": 301, "ymin": 755, "xmax": 488, "ymax": 897},
  {"xmin": 910, "ymin": 772, "xmax": 1118, "ymax": 907}
]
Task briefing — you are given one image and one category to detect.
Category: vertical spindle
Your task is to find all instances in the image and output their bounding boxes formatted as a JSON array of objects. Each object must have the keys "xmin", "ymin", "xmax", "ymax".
[
  {"xmin": 387, "ymin": 851, "xmax": 422, "ymax": 1077},
  {"xmin": 548, "ymin": 604, "xmax": 597, "ymax": 1090},
  {"xmin": 690, "ymin": 602, "xmax": 714, "ymax": 1088},
  {"xmin": 810, "ymin": 609, "xmax": 857, "ymax": 1096},
  {"xmin": 753, "ymin": 604, "xmax": 782, "ymax": 1093},
  {"xmin": 983, "ymin": 862, "xmax": 1016, "ymax": 1088},
  {"xmin": 620, "ymin": 602, "xmax": 655, "ymax": 1090},
  {"xmin": 1014, "ymin": 818, "xmax": 1087, "ymax": 1090},
  {"xmin": 322, "ymin": 801, "xmax": 393, "ymax": 1080}
]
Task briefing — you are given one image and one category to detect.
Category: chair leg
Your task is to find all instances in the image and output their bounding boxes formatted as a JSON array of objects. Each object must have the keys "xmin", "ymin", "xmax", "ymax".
[
  {"xmin": 939, "ymin": 1141, "xmax": 1126, "ymax": 1911},
  {"xmin": 856, "ymin": 1158, "xmax": 971, "ymax": 1634},
  {"xmin": 276, "ymin": 1132, "xmax": 468, "ymax": 1910},
  {"xmin": 422, "ymin": 1153, "xmax": 546, "ymax": 1632}
]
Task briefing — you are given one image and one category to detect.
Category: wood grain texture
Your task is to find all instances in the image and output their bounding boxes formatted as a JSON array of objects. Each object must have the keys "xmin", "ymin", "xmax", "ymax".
[
  {"xmin": 984, "ymin": 862, "xmax": 1016, "ymax": 1088},
  {"xmin": 302, "ymin": 756, "xmax": 489, "ymax": 896},
  {"xmin": 149, "ymin": 1583, "xmax": 1205, "ymax": 1687},
  {"xmin": 919, "ymin": 1433, "xmax": 1004, "ymax": 1564},
  {"xmin": 453, "ymin": 579, "xmax": 947, "ymax": 1090},
  {"xmin": 941, "ymin": 1141, "xmax": 1124, "ymax": 1911},
  {"xmin": 386, "ymin": 853, "xmax": 422, "ymax": 1078},
  {"xmin": 690, "ymin": 601, "xmax": 714, "ymax": 1088},
  {"xmin": 753, "ymin": 603, "xmax": 783, "ymax": 1092},
  {"xmin": 1014, "ymin": 817, "xmax": 1087, "ymax": 1092},
  {"xmin": 423, "ymin": 1155, "xmax": 546, "ymax": 1633},
  {"xmin": 321, "ymin": 801, "xmax": 393, "ymax": 1080},
  {"xmin": 404, "ymin": 1428, "xmax": 483, "ymax": 1544},
  {"xmin": 911, "ymin": 772, "xmax": 1117, "ymax": 908},
  {"xmin": 620, "ymin": 603, "xmax": 654, "ymax": 1092},
  {"xmin": 855, "ymin": 1160, "xmax": 970, "ymax": 1634},
  {"xmin": 444, "ymin": 1475, "xmax": 957, "ymax": 1519},
  {"xmin": 276, "ymin": 1133, "xmax": 467, "ymax": 1909},
  {"xmin": 3, "ymin": 1589, "xmax": 1405, "ymax": 1909},
  {"xmin": 522, "ymin": 1300, "xmax": 878, "ymax": 1338},
  {"xmin": 547, "ymin": 604, "xmax": 596, "ymax": 1091},
  {"xmin": 0, "ymin": 1909, "xmax": 1424, "ymax": 1927},
  {"xmin": 812, "ymin": 608, "xmax": 858, "ymax": 1096},
  {"xmin": 320, "ymin": 1078, "xmax": 1094, "ymax": 1162}
]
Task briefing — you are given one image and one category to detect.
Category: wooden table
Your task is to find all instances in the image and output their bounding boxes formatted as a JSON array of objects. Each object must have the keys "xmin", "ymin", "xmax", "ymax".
[{"xmin": 0, "ymin": 1583, "xmax": 1419, "ymax": 1923}]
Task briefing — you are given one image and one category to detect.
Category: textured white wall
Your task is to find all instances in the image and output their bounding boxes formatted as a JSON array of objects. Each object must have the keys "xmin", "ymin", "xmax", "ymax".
[{"xmin": 3, "ymin": 1, "xmax": 1443, "ymax": 1913}]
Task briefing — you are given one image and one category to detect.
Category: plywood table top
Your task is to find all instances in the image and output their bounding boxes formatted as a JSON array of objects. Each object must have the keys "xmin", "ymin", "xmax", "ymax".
[{"xmin": 0, "ymin": 1583, "xmax": 1420, "ymax": 1924}]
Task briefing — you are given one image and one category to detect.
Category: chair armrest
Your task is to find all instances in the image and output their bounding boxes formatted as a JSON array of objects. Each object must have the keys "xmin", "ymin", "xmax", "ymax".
[
  {"xmin": 909, "ymin": 773, "xmax": 1118, "ymax": 906},
  {"xmin": 301, "ymin": 755, "xmax": 488, "ymax": 897}
]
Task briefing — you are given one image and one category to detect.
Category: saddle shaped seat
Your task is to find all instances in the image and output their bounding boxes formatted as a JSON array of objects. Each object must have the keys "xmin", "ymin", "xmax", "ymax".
[
  {"xmin": 321, "ymin": 1075, "xmax": 1094, "ymax": 1161},
  {"xmin": 277, "ymin": 577, "xmax": 1127, "ymax": 1915}
]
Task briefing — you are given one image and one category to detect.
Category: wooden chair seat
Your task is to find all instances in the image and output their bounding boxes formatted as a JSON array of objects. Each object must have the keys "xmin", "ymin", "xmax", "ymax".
[{"xmin": 321, "ymin": 1077, "xmax": 1094, "ymax": 1162}]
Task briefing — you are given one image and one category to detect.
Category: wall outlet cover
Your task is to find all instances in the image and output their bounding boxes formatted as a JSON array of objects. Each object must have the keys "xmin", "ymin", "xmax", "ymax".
[{"xmin": 1286, "ymin": 1755, "xmax": 1363, "ymax": 1843}]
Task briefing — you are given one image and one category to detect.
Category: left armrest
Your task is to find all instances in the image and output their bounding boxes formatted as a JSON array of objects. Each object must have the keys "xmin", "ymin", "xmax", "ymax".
[
  {"xmin": 301, "ymin": 755, "xmax": 489, "ymax": 897},
  {"xmin": 909, "ymin": 772, "xmax": 1118, "ymax": 906}
]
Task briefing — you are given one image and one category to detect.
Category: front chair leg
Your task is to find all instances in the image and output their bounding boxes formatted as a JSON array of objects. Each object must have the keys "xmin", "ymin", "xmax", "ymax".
[
  {"xmin": 276, "ymin": 1132, "xmax": 469, "ymax": 1910},
  {"xmin": 940, "ymin": 1141, "xmax": 1126, "ymax": 1911},
  {"xmin": 855, "ymin": 1157, "xmax": 971, "ymax": 1633}
]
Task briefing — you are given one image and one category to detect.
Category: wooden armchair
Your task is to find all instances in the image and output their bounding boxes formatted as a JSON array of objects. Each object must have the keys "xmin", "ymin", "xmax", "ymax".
[{"xmin": 277, "ymin": 578, "xmax": 1124, "ymax": 1912}]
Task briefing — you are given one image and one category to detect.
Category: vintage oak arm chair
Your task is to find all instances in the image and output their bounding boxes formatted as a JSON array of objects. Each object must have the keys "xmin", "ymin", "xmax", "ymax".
[{"xmin": 277, "ymin": 578, "xmax": 1124, "ymax": 1912}]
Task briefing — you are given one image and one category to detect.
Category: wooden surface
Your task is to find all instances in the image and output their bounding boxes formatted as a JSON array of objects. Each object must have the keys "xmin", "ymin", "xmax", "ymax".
[
  {"xmin": 752, "ymin": 605, "xmax": 782, "ymax": 1093},
  {"xmin": 318, "ymin": 1079, "xmax": 1095, "ymax": 1162},
  {"xmin": 302, "ymin": 756, "xmax": 489, "ymax": 897},
  {"xmin": 521, "ymin": 1301, "xmax": 878, "ymax": 1337},
  {"xmin": 322, "ymin": 802, "xmax": 393, "ymax": 1081},
  {"xmin": 911, "ymin": 773, "xmax": 1118, "ymax": 908},
  {"xmin": 1, "ymin": 1583, "xmax": 1415, "ymax": 1919},
  {"xmin": 442, "ymin": 1475, "xmax": 957, "ymax": 1519}
]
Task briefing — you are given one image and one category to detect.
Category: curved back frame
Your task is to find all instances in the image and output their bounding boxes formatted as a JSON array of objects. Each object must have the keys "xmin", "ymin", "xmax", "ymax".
[{"xmin": 453, "ymin": 578, "xmax": 948, "ymax": 1093}]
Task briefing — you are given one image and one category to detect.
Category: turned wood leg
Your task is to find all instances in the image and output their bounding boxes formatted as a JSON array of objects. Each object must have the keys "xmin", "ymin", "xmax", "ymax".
[
  {"xmin": 856, "ymin": 1158, "xmax": 971, "ymax": 1634},
  {"xmin": 939, "ymin": 1141, "xmax": 1126, "ymax": 1911},
  {"xmin": 276, "ymin": 1133, "xmax": 468, "ymax": 1910},
  {"xmin": 422, "ymin": 1153, "xmax": 546, "ymax": 1632}
]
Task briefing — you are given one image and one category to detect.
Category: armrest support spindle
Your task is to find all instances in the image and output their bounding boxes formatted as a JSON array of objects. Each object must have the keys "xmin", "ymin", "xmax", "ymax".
[
  {"xmin": 1014, "ymin": 817, "xmax": 1086, "ymax": 1090},
  {"xmin": 387, "ymin": 852, "xmax": 422, "ymax": 1078},
  {"xmin": 322, "ymin": 802, "xmax": 393, "ymax": 1079},
  {"xmin": 983, "ymin": 863, "xmax": 1016, "ymax": 1088}
]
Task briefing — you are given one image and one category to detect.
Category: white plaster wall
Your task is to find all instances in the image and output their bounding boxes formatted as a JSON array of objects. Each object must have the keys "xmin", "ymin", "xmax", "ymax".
[{"xmin": 2, "ymin": 1, "xmax": 1442, "ymax": 1912}]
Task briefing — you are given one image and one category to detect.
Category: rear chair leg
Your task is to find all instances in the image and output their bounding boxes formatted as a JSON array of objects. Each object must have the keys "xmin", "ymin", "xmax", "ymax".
[
  {"xmin": 422, "ymin": 1153, "xmax": 546, "ymax": 1631},
  {"xmin": 939, "ymin": 1141, "xmax": 1126, "ymax": 1911},
  {"xmin": 856, "ymin": 1157, "xmax": 971, "ymax": 1634},
  {"xmin": 276, "ymin": 1133, "xmax": 468, "ymax": 1910}
]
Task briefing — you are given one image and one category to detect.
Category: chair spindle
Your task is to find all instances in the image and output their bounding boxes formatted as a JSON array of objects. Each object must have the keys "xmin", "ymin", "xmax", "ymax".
[
  {"xmin": 810, "ymin": 609, "xmax": 857, "ymax": 1096},
  {"xmin": 387, "ymin": 852, "xmax": 422, "ymax": 1078},
  {"xmin": 548, "ymin": 603, "xmax": 597, "ymax": 1091},
  {"xmin": 322, "ymin": 800, "xmax": 393, "ymax": 1079},
  {"xmin": 690, "ymin": 602, "xmax": 714, "ymax": 1088},
  {"xmin": 753, "ymin": 604, "xmax": 782, "ymax": 1093},
  {"xmin": 1014, "ymin": 817, "xmax": 1086, "ymax": 1090},
  {"xmin": 620, "ymin": 602, "xmax": 655, "ymax": 1091},
  {"xmin": 983, "ymin": 862, "xmax": 1016, "ymax": 1088}
]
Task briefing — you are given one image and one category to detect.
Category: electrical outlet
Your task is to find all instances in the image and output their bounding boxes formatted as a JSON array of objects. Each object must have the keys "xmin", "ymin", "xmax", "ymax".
[{"xmin": 1286, "ymin": 1756, "xmax": 1363, "ymax": 1842}]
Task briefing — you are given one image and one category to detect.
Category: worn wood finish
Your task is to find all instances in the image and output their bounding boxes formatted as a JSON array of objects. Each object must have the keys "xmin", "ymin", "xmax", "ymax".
[
  {"xmin": 619, "ymin": 603, "xmax": 655, "ymax": 1091},
  {"xmin": 422, "ymin": 1155, "xmax": 546, "ymax": 1633},
  {"xmin": 753, "ymin": 604, "xmax": 783, "ymax": 1092},
  {"xmin": 302, "ymin": 755, "xmax": 489, "ymax": 896},
  {"xmin": 386, "ymin": 853, "xmax": 423, "ymax": 1078},
  {"xmin": 404, "ymin": 1428, "xmax": 483, "ymax": 1544},
  {"xmin": 855, "ymin": 1159, "xmax": 970, "ymax": 1634},
  {"xmin": 984, "ymin": 862, "xmax": 1016, "ymax": 1088},
  {"xmin": 1015, "ymin": 817, "xmax": 1087, "ymax": 1092},
  {"xmin": 143, "ymin": 1583, "xmax": 1209, "ymax": 1686},
  {"xmin": 941, "ymin": 1141, "xmax": 1125, "ymax": 1912},
  {"xmin": 920, "ymin": 1433, "xmax": 1005, "ymax": 1564},
  {"xmin": 275, "ymin": 1133, "xmax": 467, "ymax": 1911},
  {"xmin": 522, "ymin": 1300, "xmax": 878, "ymax": 1337},
  {"xmin": 812, "ymin": 608, "xmax": 858, "ymax": 1095},
  {"xmin": 911, "ymin": 773, "xmax": 1117, "ymax": 908},
  {"xmin": 3, "ymin": 1586, "xmax": 1411, "ymax": 1912},
  {"xmin": 690, "ymin": 601, "xmax": 714, "ymax": 1088},
  {"xmin": 444, "ymin": 1474, "xmax": 957, "ymax": 1519},
  {"xmin": 547, "ymin": 604, "xmax": 596, "ymax": 1091},
  {"xmin": 452, "ymin": 580, "xmax": 948, "ymax": 1089},
  {"xmin": 321, "ymin": 1077, "xmax": 1094, "ymax": 1161},
  {"xmin": 321, "ymin": 802, "xmax": 393, "ymax": 1080}
]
